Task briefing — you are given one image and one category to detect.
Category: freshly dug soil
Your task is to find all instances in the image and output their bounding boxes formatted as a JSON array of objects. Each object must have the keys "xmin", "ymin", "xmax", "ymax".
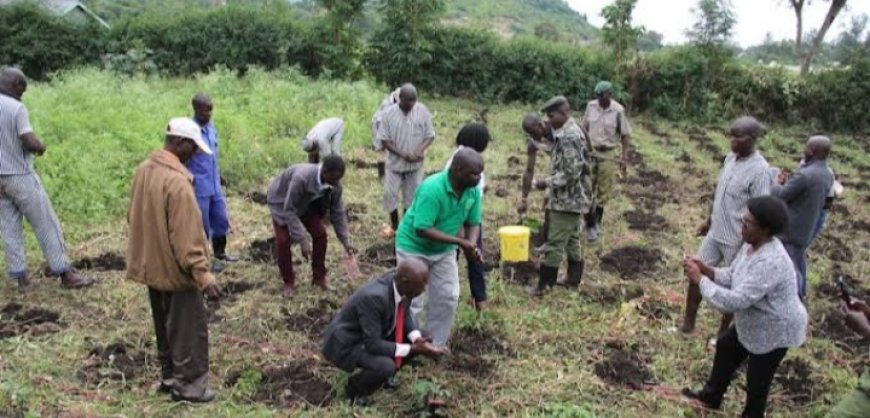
[
  {"xmin": 73, "ymin": 252, "xmax": 126, "ymax": 271},
  {"xmin": 593, "ymin": 341, "xmax": 654, "ymax": 389},
  {"xmin": 507, "ymin": 155, "xmax": 522, "ymax": 167},
  {"xmin": 685, "ymin": 127, "xmax": 725, "ymax": 162},
  {"xmin": 0, "ymin": 303, "xmax": 64, "ymax": 339},
  {"xmin": 773, "ymin": 358, "xmax": 819, "ymax": 405},
  {"xmin": 500, "ymin": 262, "xmax": 538, "ymax": 285},
  {"xmin": 359, "ymin": 242, "xmax": 396, "ymax": 268},
  {"xmin": 599, "ymin": 247, "xmax": 665, "ymax": 281},
  {"xmin": 283, "ymin": 299, "xmax": 340, "ymax": 340},
  {"xmin": 249, "ymin": 238, "xmax": 275, "ymax": 263},
  {"xmin": 444, "ymin": 323, "xmax": 514, "ymax": 379},
  {"xmin": 623, "ymin": 210, "xmax": 668, "ymax": 231},
  {"xmin": 77, "ymin": 341, "xmax": 150, "ymax": 387},
  {"xmin": 637, "ymin": 298, "xmax": 676, "ymax": 321},
  {"xmin": 244, "ymin": 359, "xmax": 334, "ymax": 407},
  {"xmin": 583, "ymin": 284, "xmax": 644, "ymax": 305}
]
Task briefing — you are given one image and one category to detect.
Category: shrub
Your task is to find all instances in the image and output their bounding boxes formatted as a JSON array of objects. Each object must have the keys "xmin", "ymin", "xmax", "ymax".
[{"xmin": 0, "ymin": 3, "xmax": 106, "ymax": 80}]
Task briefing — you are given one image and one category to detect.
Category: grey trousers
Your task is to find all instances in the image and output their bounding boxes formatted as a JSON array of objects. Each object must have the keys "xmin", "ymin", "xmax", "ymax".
[
  {"xmin": 0, "ymin": 173, "xmax": 70, "ymax": 278},
  {"xmin": 397, "ymin": 249, "xmax": 459, "ymax": 348},
  {"xmin": 149, "ymin": 288, "xmax": 210, "ymax": 399}
]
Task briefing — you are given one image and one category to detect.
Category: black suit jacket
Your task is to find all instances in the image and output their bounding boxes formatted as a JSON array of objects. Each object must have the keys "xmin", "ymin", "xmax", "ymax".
[{"xmin": 321, "ymin": 271, "xmax": 417, "ymax": 371}]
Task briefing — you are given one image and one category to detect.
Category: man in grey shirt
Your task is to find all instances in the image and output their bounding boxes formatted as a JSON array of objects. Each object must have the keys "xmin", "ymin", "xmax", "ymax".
[
  {"xmin": 0, "ymin": 67, "xmax": 93, "ymax": 291},
  {"xmin": 771, "ymin": 135, "xmax": 833, "ymax": 300},
  {"xmin": 266, "ymin": 156, "xmax": 355, "ymax": 299},
  {"xmin": 375, "ymin": 84, "xmax": 436, "ymax": 232},
  {"xmin": 681, "ymin": 116, "xmax": 772, "ymax": 337}
]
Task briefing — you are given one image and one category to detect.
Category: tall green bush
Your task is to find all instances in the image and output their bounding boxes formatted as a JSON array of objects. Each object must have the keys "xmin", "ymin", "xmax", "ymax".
[
  {"xmin": 0, "ymin": 4, "xmax": 105, "ymax": 80},
  {"xmin": 108, "ymin": 5, "xmax": 306, "ymax": 76}
]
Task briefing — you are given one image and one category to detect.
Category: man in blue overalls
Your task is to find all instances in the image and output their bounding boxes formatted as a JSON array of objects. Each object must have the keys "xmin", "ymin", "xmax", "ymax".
[{"xmin": 188, "ymin": 93, "xmax": 237, "ymax": 272}]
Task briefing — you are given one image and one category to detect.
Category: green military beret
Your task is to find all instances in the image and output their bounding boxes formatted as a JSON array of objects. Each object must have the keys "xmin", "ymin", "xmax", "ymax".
[{"xmin": 594, "ymin": 81, "xmax": 613, "ymax": 95}]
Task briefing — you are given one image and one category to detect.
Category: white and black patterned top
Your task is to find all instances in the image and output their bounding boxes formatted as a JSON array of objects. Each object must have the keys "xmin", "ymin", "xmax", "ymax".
[
  {"xmin": 699, "ymin": 238, "xmax": 807, "ymax": 354},
  {"xmin": 0, "ymin": 94, "xmax": 35, "ymax": 175},
  {"xmin": 708, "ymin": 152, "xmax": 772, "ymax": 246}
]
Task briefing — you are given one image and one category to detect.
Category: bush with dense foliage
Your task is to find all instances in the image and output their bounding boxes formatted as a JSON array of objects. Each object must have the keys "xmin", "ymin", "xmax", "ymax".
[
  {"xmin": 1, "ymin": 3, "xmax": 867, "ymax": 130},
  {"xmin": 0, "ymin": 3, "xmax": 105, "ymax": 80}
]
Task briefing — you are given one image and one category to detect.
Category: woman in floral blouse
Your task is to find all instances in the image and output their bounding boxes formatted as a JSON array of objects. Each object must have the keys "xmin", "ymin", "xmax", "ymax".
[{"xmin": 682, "ymin": 195, "xmax": 808, "ymax": 418}]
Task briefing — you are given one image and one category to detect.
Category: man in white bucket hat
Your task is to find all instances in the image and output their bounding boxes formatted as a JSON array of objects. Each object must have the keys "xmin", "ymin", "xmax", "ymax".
[{"xmin": 126, "ymin": 117, "xmax": 222, "ymax": 403}]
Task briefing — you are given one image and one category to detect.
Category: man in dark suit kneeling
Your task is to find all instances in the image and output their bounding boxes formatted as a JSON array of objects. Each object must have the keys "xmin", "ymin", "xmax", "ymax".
[{"xmin": 322, "ymin": 258, "xmax": 447, "ymax": 405}]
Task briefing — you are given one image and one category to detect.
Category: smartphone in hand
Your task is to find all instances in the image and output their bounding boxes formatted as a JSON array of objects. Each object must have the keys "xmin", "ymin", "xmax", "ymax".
[{"xmin": 837, "ymin": 276, "xmax": 852, "ymax": 308}]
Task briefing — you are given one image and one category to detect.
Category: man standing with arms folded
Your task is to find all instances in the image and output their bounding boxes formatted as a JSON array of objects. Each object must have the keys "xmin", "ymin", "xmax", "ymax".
[
  {"xmin": 0, "ymin": 67, "xmax": 93, "ymax": 290},
  {"xmin": 395, "ymin": 148, "xmax": 483, "ymax": 348},
  {"xmin": 681, "ymin": 116, "xmax": 773, "ymax": 344},
  {"xmin": 376, "ymin": 83, "xmax": 436, "ymax": 234},
  {"xmin": 581, "ymin": 81, "xmax": 632, "ymax": 243},
  {"xmin": 127, "ymin": 117, "xmax": 223, "ymax": 403}
]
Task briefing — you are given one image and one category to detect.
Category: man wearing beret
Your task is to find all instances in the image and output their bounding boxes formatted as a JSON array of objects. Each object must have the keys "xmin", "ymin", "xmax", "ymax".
[
  {"xmin": 528, "ymin": 96, "xmax": 594, "ymax": 295},
  {"xmin": 581, "ymin": 81, "xmax": 632, "ymax": 243}
]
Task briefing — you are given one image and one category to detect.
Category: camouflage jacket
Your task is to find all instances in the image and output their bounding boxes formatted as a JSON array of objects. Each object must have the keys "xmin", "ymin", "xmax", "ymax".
[{"xmin": 544, "ymin": 118, "xmax": 594, "ymax": 214}]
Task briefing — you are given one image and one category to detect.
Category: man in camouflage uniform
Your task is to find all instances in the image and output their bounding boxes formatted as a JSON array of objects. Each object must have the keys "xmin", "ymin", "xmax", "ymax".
[
  {"xmin": 528, "ymin": 96, "xmax": 594, "ymax": 297},
  {"xmin": 581, "ymin": 81, "xmax": 632, "ymax": 243}
]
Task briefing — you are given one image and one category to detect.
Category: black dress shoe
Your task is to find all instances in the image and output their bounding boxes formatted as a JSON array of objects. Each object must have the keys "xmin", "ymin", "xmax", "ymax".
[
  {"xmin": 383, "ymin": 376, "xmax": 401, "ymax": 390},
  {"xmin": 681, "ymin": 387, "xmax": 721, "ymax": 410}
]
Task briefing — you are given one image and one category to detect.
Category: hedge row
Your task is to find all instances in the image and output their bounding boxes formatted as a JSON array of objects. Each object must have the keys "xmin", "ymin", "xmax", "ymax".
[{"xmin": 1, "ymin": 3, "xmax": 867, "ymax": 130}]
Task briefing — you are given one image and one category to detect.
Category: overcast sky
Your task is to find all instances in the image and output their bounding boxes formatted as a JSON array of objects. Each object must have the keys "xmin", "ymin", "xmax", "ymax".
[{"xmin": 565, "ymin": 0, "xmax": 870, "ymax": 47}]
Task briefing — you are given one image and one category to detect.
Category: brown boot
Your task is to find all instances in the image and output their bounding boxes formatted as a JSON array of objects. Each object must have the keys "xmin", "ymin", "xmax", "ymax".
[
  {"xmin": 680, "ymin": 282, "xmax": 702, "ymax": 334},
  {"xmin": 60, "ymin": 271, "xmax": 95, "ymax": 289},
  {"xmin": 474, "ymin": 300, "xmax": 488, "ymax": 311}
]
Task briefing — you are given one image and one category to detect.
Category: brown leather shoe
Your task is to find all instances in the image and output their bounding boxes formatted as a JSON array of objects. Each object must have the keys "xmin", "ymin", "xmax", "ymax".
[
  {"xmin": 60, "ymin": 271, "xmax": 95, "ymax": 289},
  {"xmin": 282, "ymin": 284, "xmax": 295, "ymax": 299}
]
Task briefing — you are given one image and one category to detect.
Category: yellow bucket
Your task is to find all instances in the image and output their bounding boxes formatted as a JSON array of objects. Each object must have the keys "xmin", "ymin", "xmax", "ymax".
[{"xmin": 498, "ymin": 226, "xmax": 531, "ymax": 262}]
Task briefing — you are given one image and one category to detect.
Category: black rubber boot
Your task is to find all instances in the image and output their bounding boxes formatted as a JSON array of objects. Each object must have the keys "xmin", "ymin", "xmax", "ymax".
[
  {"xmin": 527, "ymin": 265, "xmax": 558, "ymax": 297},
  {"xmin": 213, "ymin": 236, "xmax": 239, "ymax": 262},
  {"xmin": 564, "ymin": 260, "xmax": 584, "ymax": 287}
]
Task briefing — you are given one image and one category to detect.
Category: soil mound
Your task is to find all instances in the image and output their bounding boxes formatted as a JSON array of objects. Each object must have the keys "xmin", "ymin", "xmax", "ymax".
[
  {"xmin": 77, "ymin": 341, "xmax": 150, "ymax": 387},
  {"xmin": 600, "ymin": 247, "xmax": 665, "ymax": 280},
  {"xmin": 360, "ymin": 242, "xmax": 396, "ymax": 268},
  {"xmin": 73, "ymin": 252, "xmax": 126, "ymax": 271},
  {"xmin": 445, "ymin": 323, "xmax": 515, "ymax": 379},
  {"xmin": 284, "ymin": 299, "xmax": 340, "ymax": 339},
  {"xmin": 593, "ymin": 341, "xmax": 654, "ymax": 389},
  {"xmin": 0, "ymin": 303, "xmax": 64, "ymax": 339}
]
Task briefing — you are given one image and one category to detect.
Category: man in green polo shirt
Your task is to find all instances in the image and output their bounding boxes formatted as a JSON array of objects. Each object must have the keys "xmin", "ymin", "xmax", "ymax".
[{"xmin": 395, "ymin": 148, "xmax": 483, "ymax": 348}]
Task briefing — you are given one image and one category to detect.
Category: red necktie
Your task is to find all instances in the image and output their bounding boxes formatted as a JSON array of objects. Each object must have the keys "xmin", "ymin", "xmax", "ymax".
[{"xmin": 395, "ymin": 300, "xmax": 405, "ymax": 368}]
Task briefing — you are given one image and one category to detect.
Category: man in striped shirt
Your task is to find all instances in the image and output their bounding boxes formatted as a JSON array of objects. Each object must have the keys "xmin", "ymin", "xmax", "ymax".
[
  {"xmin": 0, "ymin": 67, "xmax": 93, "ymax": 290},
  {"xmin": 375, "ymin": 84, "xmax": 436, "ymax": 232},
  {"xmin": 681, "ymin": 116, "xmax": 773, "ymax": 338}
]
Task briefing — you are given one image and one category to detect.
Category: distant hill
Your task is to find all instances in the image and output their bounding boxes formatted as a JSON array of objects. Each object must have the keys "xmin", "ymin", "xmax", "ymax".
[
  {"xmin": 82, "ymin": 0, "xmax": 600, "ymax": 43},
  {"xmin": 442, "ymin": 0, "xmax": 599, "ymax": 43}
]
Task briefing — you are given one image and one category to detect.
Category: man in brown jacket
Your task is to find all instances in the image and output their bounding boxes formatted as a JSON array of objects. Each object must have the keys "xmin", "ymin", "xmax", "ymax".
[
  {"xmin": 266, "ymin": 156, "xmax": 355, "ymax": 299},
  {"xmin": 127, "ymin": 117, "xmax": 223, "ymax": 403}
]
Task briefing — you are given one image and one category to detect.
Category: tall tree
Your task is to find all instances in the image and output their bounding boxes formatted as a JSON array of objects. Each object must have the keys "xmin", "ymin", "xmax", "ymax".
[
  {"xmin": 317, "ymin": 0, "xmax": 368, "ymax": 43},
  {"xmin": 600, "ymin": 0, "xmax": 644, "ymax": 66},
  {"xmin": 786, "ymin": 0, "xmax": 848, "ymax": 75},
  {"xmin": 686, "ymin": 0, "xmax": 736, "ymax": 48}
]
